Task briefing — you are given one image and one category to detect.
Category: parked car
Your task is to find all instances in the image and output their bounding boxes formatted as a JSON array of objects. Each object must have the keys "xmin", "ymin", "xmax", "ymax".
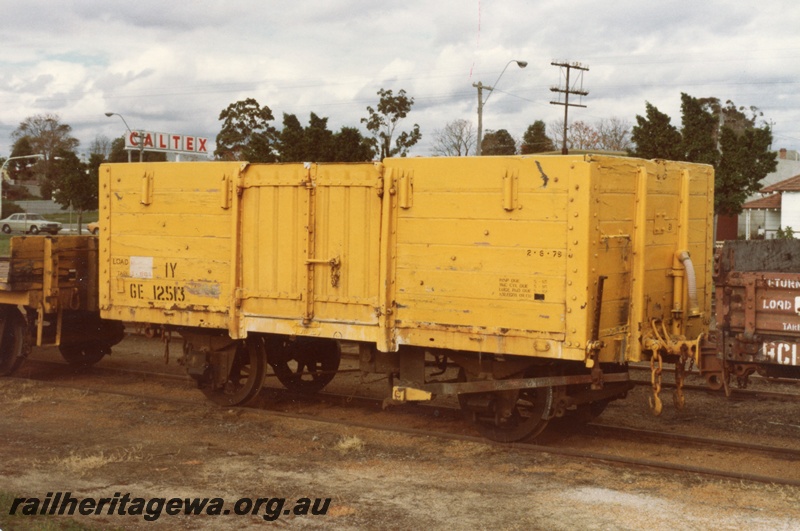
[
  {"xmin": 0, "ymin": 213, "xmax": 62, "ymax": 235},
  {"xmin": 87, "ymin": 222, "xmax": 99, "ymax": 235}
]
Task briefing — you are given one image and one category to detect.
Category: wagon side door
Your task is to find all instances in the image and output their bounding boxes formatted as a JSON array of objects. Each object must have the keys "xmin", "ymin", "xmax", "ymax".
[{"xmin": 237, "ymin": 163, "xmax": 384, "ymax": 341}]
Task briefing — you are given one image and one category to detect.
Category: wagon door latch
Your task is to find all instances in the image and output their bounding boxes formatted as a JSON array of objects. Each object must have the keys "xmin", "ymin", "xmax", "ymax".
[{"xmin": 305, "ymin": 256, "xmax": 341, "ymax": 288}]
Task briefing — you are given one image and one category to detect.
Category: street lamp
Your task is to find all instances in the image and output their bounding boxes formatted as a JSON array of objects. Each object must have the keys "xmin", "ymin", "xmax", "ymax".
[
  {"xmin": 0, "ymin": 154, "xmax": 45, "ymax": 219},
  {"xmin": 105, "ymin": 112, "xmax": 140, "ymax": 162},
  {"xmin": 473, "ymin": 59, "xmax": 527, "ymax": 156}
]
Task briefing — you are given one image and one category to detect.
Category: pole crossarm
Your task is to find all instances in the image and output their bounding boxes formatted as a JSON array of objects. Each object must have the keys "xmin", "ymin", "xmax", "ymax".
[{"xmin": 549, "ymin": 61, "xmax": 590, "ymax": 155}]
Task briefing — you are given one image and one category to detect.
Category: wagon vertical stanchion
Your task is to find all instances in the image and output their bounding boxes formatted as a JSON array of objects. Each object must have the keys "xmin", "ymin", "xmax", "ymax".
[{"xmin": 98, "ymin": 155, "xmax": 715, "ymax": 442}]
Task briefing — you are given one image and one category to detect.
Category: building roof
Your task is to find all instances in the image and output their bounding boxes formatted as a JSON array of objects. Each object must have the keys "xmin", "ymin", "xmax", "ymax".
[
  {"xmin": 742, "ymin": 193, "xmax": 782, "ymax": 210},
  {"xmin": 761, "ymin": 173, "xmax": 800, "ymax": 193}
]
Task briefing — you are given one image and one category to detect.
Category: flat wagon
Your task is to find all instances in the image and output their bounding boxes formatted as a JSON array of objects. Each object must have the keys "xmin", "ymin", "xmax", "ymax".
[
  {"xmin": 98, "ymin": 155, "xmax": 715, "ymax": 440},
  {"xmin": 0, "ymin": 235, "xmax": 123, "ymax": 375},
  {"xmin": 711, "ymin": 239, "xmax": 800, "ymax": 390}
]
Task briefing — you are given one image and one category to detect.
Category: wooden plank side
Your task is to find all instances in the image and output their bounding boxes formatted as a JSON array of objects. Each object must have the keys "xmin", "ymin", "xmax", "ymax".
[
  {"xmin": 388, "ymin": 157, "xmax": 573, "ymax": 340},
  {"xmin": 100, "ymin": 162, "xmax": 240, "ymax": 328}
]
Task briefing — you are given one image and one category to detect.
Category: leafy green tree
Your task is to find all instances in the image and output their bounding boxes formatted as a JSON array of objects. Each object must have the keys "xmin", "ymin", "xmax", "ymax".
[
  {"xmin": 280, "ymin": 113, "xmax": 373, "ymax": 162},
  {"xmin": 520, "ymin": 120, "xmax": 554, "ymax": 154},
  {"xmin": 679, "ymin": 93, "xmax": 719, "ymax": 166},
  {"xmin": 361, "ymin": 88, "xmax": 421, "ymax": 159},
  {"xmin": 481, "ymin": 129, "xmax": 516, "ymax": 155},
  {"xmin": 215, "ymin": 98, "xmax": 278, "ymax": 162},
  {"xmin": 51, "ymin": 150, "xmax": 97, "ymax": 231},
  {"xmin": 715, "ymin": 118, "xmax": 777, "ymax": 215},
  {"xmin": 331, "ymin": 126, "xmax": 375, "ymax": 162},
  {"xmin": 7, "ymin": 136, "xmax": 39, "ymax": 182},
  {"xmin": 304, "ymin": 113, "xmax": 335, "ymax": 162},
  {"xmin": 632, "ymin": 94, "xmax": 776, "ymax": 216},
  {"xmin": 279, "ymin": 113, "xmax": 306, "ymax": 162},
  {"xmin": 630, "ymin": 102, "xmax": 683, "ymax": 159}
]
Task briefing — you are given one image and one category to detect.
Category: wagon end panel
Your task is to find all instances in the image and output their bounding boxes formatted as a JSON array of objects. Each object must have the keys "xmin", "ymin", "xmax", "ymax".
[
  {"xmin": 99, "ymin": 162, "xmax": 243, "ymax": 330},
  {"xmin": 623, "ymin": 159, "xmax": 714, "ymax": 362},
  {"xmin": 237, "ymin": 163, "xmax": 383, "ymax": 342}
]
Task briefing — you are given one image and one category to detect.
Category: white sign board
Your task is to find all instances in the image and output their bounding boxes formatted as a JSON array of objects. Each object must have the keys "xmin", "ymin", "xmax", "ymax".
[{"xmin": 126, "ymin": 131, "xmax": 209, "ymax": 155}]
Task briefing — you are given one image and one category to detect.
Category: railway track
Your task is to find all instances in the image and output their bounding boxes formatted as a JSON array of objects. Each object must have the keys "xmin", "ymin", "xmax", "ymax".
[
  {"xmin": 7, "ymin": 357, "xmax": 800, "ymax": 488},
  {"xmin": 629, "ymin": 378, "xmax": 800, "ymax": 402}
]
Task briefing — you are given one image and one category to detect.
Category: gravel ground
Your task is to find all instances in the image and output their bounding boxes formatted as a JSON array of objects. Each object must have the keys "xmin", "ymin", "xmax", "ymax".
[{"xmin": 0, "ymin": 334, "xmax": 799, "ymax": 530}]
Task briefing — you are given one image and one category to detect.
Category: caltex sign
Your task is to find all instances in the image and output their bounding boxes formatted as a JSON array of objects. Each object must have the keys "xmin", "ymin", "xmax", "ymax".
[{"xmin": 126, "ymin": 131, "xmax": 209, "ymax": 155}]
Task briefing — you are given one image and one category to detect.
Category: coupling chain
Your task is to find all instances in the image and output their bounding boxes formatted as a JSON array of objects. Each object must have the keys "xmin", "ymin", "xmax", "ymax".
[
  {"xmin": 649, "ymin": 351, "xmax": 663, "ymax": 416},
  {"xmin": 673, "ymin": 357, "xmax": 686, "ymax": 409}
]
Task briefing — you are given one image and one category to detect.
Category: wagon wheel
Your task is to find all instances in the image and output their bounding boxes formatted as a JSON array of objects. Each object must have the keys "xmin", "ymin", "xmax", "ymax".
[
  {"xmin": 268, "ymin": 338, "xmax": 340, "ymax": 393},
  {"xmin": 201, "ymin": 338, "xmax": 266, "ymax": 406},
  {"xmin": 59, "ymin": 344, "xmax": 107, "ymax": 367},
  {"xmin": 0, "ymin": 307, "xmax": 30, "ymax": 376},
  {"xmin": 458, "ymin": 369, "xmax": 553, "ymax": 443}
]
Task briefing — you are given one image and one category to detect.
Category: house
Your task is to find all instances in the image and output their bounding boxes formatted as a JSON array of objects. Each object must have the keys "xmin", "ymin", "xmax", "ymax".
[{"xmin": 737, "ymin": 149, "xmax": 800, "ymax": 239}]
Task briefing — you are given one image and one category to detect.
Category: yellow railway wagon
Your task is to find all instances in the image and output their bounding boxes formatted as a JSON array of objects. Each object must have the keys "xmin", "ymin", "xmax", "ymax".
[{"xmin": 99, "ymin": 155, "xmax": 714, "ymax": 441}]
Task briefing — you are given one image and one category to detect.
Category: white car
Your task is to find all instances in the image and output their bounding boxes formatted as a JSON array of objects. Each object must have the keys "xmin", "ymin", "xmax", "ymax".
[{"xmin": 0, "ymin": 213, "xmax": 62, "ymax": 235}]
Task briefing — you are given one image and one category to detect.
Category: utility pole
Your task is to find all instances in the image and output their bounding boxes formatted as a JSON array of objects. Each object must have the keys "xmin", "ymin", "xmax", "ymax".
[
  {"xmin": 473, "ymin": 60, "xmax": 527, "ymax": 156},
  {"xmin": 550, "ymin": 61, "xmax": 589, "ymax": 154},
  {"xmin": 473, "ymin": 81, "xmax": 488, "ymax": 156}
]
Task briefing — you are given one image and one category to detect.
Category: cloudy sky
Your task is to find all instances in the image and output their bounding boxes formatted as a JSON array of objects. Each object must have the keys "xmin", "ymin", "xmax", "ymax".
[{"xmin": 1, "ymin": 0, "xmax": 798, "ymax": 159}]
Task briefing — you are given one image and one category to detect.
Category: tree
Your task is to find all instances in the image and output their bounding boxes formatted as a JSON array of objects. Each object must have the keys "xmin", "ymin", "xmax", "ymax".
[
  {"xmin": 10, "ymin": 114, "xmax": 79, "ymax": 192},
  {"xmin": 51, "ymin": 149, "xmax": 97, "ymax": 232},
  {"xmin": 361, "ymin": 88, "xmax": 421, "ymax": 159},
  {"xmin": 520, "ymin": 121, "xmax": 554, "ymax": 154},
  {"xmin": 715, "ymin": 119, "xmax": 776, "ymax": 216},
  {"xmin": 279, "ymin": 113, "xmax": 306, "ymax": 162},
  {"xmin": 679, "ymin": 93, "xmax": 719, "ymax": 166},
  {"xmin": 6, "ymin": 136, "xmax": 40, "ymax": 182},
  {"xmin": 331, "ymin": 127, "xmax": 375, "ymax": 162},
  {"xmin": 596, "ymin": 118, "xmax": 632, "ymax": 152},
  {"xmin": 630, "ymin": 102, "xmax": 683, "ymax": 160},
  {"xmin": 569, "ymin": 121, "xmax": 602, "ymax": 150},
  {"xmin": 215, "ymin": 98, "xmax": 278, "ymax": 162},
  {"xmin": 631, "ymin": 94, "xmax": 777, "ymax": 215},
  {"xmin": 431, "ymin": 119, "xmax": 475, "ymax": 157},
  {"xmin": 481, "ymin": 129, "xmax": 516, "ymax": 155},
  {"xmin": 87, "ymin": 135, "xmax": 112, "ymax": 159},
  {"xmin": 279, "ymin": 113, "xmax": 374, "ymax": 162},
  {"xmin": 11, "ymin": 113, "xmax": 79, "ymax": 161},
  {"xmin": 304, "ymin": 113, "xmax": 335, "ymax": 162}
]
